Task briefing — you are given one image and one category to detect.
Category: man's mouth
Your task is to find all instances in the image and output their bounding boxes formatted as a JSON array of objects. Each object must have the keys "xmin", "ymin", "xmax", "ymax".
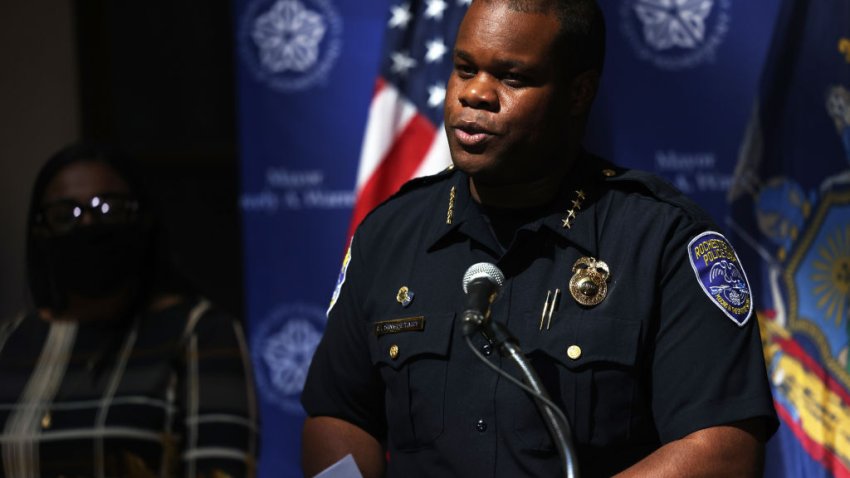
[{"xmin": 452, "ymin": 122, "xmax": 497, "ymax": 148}]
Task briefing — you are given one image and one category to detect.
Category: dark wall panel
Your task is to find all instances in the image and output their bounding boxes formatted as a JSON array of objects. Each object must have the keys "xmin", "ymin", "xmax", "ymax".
[{"xmin": 74, "ymin": 0, "xmax": 243, "ymax": 316}]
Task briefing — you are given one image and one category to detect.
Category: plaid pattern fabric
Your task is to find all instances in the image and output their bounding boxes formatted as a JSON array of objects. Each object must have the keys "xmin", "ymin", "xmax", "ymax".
[{"xmin": 0, "ymin": 298, "xmax": 258, "ymax": 478}]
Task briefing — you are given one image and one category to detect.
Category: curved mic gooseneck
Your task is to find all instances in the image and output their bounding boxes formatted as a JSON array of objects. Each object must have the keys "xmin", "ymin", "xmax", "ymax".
[{"xmin": 460, "ymin": 262, "xmax": 580, "ymax": 478}]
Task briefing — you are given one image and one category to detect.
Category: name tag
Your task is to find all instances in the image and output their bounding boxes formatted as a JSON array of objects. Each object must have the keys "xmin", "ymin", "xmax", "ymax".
[{"xmin": 374, "ymin": 316, "xmax": 426, "ymax": 336}]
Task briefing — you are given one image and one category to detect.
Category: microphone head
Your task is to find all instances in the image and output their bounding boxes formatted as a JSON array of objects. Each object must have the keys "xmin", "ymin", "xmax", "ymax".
[{"xmin": 462, "ymin": 262, "xmax": 505, "ymax": 294}]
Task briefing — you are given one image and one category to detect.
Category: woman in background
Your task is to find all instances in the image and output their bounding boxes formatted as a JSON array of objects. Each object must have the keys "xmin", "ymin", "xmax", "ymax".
[{"xmin": 0, "ymin": 143, "xmax": 258, "ymax": 477}]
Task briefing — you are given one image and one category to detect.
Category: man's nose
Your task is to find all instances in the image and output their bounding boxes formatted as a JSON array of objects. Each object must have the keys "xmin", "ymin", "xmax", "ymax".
[{"xmin": 459, "ymin": 74, "xmax": 499, "ymax": 111}]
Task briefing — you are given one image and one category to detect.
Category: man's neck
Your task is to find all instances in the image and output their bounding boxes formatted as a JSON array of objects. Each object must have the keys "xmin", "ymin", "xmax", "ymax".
[{"xmin": 468, "ymin": 160, "xmax": 574, "ymax": 209}]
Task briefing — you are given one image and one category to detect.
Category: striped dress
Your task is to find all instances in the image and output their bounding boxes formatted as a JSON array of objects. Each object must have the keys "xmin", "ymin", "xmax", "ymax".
[{"xmin": 0, "ymin": 298, "xmax": 258, "ymax": 477}]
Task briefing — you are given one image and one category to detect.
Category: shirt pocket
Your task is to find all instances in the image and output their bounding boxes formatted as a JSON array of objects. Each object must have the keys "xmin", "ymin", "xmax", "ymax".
[
  {"xmin": 511, "ymin": 312, "xmax": 641, "ymax": 452},
  {"xmin": 368, "ymin": 312, "xmax": 455, "ymax": 450}
]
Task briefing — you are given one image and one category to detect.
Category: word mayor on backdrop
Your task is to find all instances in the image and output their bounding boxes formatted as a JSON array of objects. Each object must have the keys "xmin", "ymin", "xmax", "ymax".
[{"xmin": 241, "ymin": 167, "xmax": 355, "ymax": 213}]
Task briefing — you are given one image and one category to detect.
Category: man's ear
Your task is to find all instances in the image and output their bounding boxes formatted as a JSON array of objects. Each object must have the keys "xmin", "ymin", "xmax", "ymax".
[{"xmin": 568, "ymin": 69, "xmax": 600, "ymax": 116}]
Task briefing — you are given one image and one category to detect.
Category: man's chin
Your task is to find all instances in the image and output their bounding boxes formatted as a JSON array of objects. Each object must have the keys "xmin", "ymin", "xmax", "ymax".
[
  {"xmin": 450, "ymin": 158, "xmax": 490, "ymax": 180},
  {"xmin": 449, "ymin": 148, "xmax": 498, "ymax": 177}
]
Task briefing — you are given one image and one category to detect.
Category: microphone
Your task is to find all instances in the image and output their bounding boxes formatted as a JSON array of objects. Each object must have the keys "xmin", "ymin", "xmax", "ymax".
[
  {"xmin": 460, "ymin": 262, "xmax": 579, "ymax": 478},
  {"xmin": 461, "ymin": 262, "xmax": 505, "ymax": 336}
]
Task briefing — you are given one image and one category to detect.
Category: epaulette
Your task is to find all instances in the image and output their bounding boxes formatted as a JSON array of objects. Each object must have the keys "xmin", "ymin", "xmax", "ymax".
[
  {"xmin": 379, "ymin": 164, "xmax": 456, "ymax": 202},
  {"xmin": 600, "ymin": 164, "xmax": 711, "ymax": 221},
  {"xmin": 394, "ymin": 164, "xmax": 458, "ymax": 197}
]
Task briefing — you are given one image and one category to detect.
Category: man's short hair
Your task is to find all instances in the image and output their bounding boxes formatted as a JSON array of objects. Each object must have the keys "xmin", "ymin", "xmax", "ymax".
[{"xmin": 476, "ymin": 0, "xmax": 606, "ymax": 76}]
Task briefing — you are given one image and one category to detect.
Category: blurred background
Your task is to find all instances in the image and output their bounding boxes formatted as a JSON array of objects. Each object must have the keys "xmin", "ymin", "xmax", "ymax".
[
  {"xmin": 3, "ymin": 0, "xmax": 849, "ymax": 477},
  {"xmin": 0, "ymin": 1, "xmax": 243, "ymax": 320}
]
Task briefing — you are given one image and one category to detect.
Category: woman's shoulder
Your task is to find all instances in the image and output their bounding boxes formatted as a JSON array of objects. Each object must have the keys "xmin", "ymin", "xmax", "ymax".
[{"xmin": 0, "ymin": 312, "xmax": 46, "ymax": 355}]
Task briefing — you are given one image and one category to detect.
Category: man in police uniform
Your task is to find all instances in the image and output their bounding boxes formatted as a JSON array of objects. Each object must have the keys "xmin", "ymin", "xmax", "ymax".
[{"xmin": 301, "ymin": 0, "xmax": 778, "ymax": 476}]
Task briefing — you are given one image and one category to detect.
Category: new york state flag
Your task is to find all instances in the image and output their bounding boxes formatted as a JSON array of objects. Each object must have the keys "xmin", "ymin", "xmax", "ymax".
[{"xmin": 729, "ymin": 0, "xmax": 850, "ymax": 476}]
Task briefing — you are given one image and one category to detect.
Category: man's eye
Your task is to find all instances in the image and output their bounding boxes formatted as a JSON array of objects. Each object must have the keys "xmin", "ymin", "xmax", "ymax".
[
  {"xmin": 455, "ymin": 64, "xmax": 475, "ymax": 77},
  {"xmin": 502, "ymin": 74, "xmax": 528, "ymax": 87}
]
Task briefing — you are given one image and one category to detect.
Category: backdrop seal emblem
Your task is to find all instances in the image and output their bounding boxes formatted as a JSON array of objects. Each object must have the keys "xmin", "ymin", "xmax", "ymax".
[
  {"xmin": 620, "ymin": 0, "xmax": 731, "ymax": 71},
  {"xmin": 238, "ymin": 0, "xmax": 343, "ymax": 93},
  {"xmin": 250, "ymin": 303, "xmax": 326, "ymax": 413}
]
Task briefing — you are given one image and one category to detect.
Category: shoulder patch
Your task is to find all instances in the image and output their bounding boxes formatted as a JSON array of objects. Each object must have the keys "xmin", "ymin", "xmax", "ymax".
[
  {"xmin": 687, "ymin": 231, "xmax": 753, "ymax": 327},
  {"xmin": 327, "ymin": 238, "xmax": 353, "ymax": 316}
]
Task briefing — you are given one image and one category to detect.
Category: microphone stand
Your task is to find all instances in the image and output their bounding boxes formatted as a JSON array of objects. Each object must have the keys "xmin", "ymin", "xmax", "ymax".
[{"xmin": 465, "ymin": 317, "xmax": 580, "ymax": 478}]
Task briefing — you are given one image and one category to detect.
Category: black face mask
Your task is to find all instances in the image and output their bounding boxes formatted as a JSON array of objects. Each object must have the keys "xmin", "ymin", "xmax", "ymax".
[{"xmin": 35, "ymin": 223, "xmax": 149, "ymax": 299}]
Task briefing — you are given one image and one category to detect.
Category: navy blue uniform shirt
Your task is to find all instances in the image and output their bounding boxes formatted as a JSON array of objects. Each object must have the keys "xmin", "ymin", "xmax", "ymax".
[{"xmin": 302, "ymin": 155, "xmax": 778, "ymax": 477}]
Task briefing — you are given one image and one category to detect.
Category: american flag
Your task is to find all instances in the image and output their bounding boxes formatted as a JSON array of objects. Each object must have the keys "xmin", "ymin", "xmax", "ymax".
[{"xmin": 348, "ymin": 0, "xmax": 471, "ymax": 237}]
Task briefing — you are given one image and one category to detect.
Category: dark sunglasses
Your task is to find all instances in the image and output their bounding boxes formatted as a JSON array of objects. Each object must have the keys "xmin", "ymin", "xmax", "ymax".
[{"xmin": 36, "ymin": 194, "xmax": 140, "ymax": 234}]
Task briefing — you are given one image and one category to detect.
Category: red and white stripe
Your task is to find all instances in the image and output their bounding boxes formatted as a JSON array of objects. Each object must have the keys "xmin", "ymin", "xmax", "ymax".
[{"xmin": 348, "ymin": 77, "xmax": 452, "ymax": 238}]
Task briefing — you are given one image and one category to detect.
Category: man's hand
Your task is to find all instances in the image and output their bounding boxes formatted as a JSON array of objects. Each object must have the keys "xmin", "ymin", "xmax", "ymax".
[
  {"xmin": 302, "ymin": 416, "xmax": 385, "ymax": 478},
  {"xmin": 614, "ymin": 418, "xmax": 767, "ymax": 477}
]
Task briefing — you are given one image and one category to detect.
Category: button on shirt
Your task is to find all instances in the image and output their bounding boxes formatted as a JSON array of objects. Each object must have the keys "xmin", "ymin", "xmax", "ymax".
[{"xmin": 302, "ymin": 156, "xmax": 778, "ymax": 477}]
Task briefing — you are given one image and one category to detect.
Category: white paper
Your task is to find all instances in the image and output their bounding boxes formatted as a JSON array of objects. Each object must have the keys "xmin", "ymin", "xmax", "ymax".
[{"xmin": 313, "ymin": 454, "xmax": 363, "ymax": 478}]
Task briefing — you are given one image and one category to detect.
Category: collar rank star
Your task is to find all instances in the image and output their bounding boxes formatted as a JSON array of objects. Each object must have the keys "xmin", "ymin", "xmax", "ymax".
[
  {"xmin": 569, "ymin": 257, "xmax": 611, "ymax": 306},
  {"xmin": 396, "ymin": 286, "xmax": 414, "ymax": 307},
  {"xmin": 562, "ymin": 190, "xmax": 586, "ymax": 229}
]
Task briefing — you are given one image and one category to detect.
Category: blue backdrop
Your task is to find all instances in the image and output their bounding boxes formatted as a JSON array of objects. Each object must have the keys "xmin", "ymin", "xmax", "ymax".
[
  {"xmin": 234, "ymin": 1, "xmax": 790, "ymax": 476},
  {"xmin": 234, "ymin": 0, "xmax": 388, "ymax": 474}
]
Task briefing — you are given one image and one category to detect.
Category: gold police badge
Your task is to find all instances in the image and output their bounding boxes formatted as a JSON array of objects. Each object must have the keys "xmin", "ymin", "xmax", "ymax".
[{"xmin": 569, "ymin": 257, "xmax": 611, "ymax": 306}]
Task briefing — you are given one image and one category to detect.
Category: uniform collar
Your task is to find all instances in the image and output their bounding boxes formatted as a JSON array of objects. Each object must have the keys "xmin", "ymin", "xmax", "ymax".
[
  {"xmin": 425, "ymin": 155, "xmax": 608, "ymax": 257},
  {"xmin": 425, "ymin": 168, "xmax": 503, "ymax": 255},
  {"xmin": 539, "ymin": 155, "xmax": 604, "ymax": 257}
]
